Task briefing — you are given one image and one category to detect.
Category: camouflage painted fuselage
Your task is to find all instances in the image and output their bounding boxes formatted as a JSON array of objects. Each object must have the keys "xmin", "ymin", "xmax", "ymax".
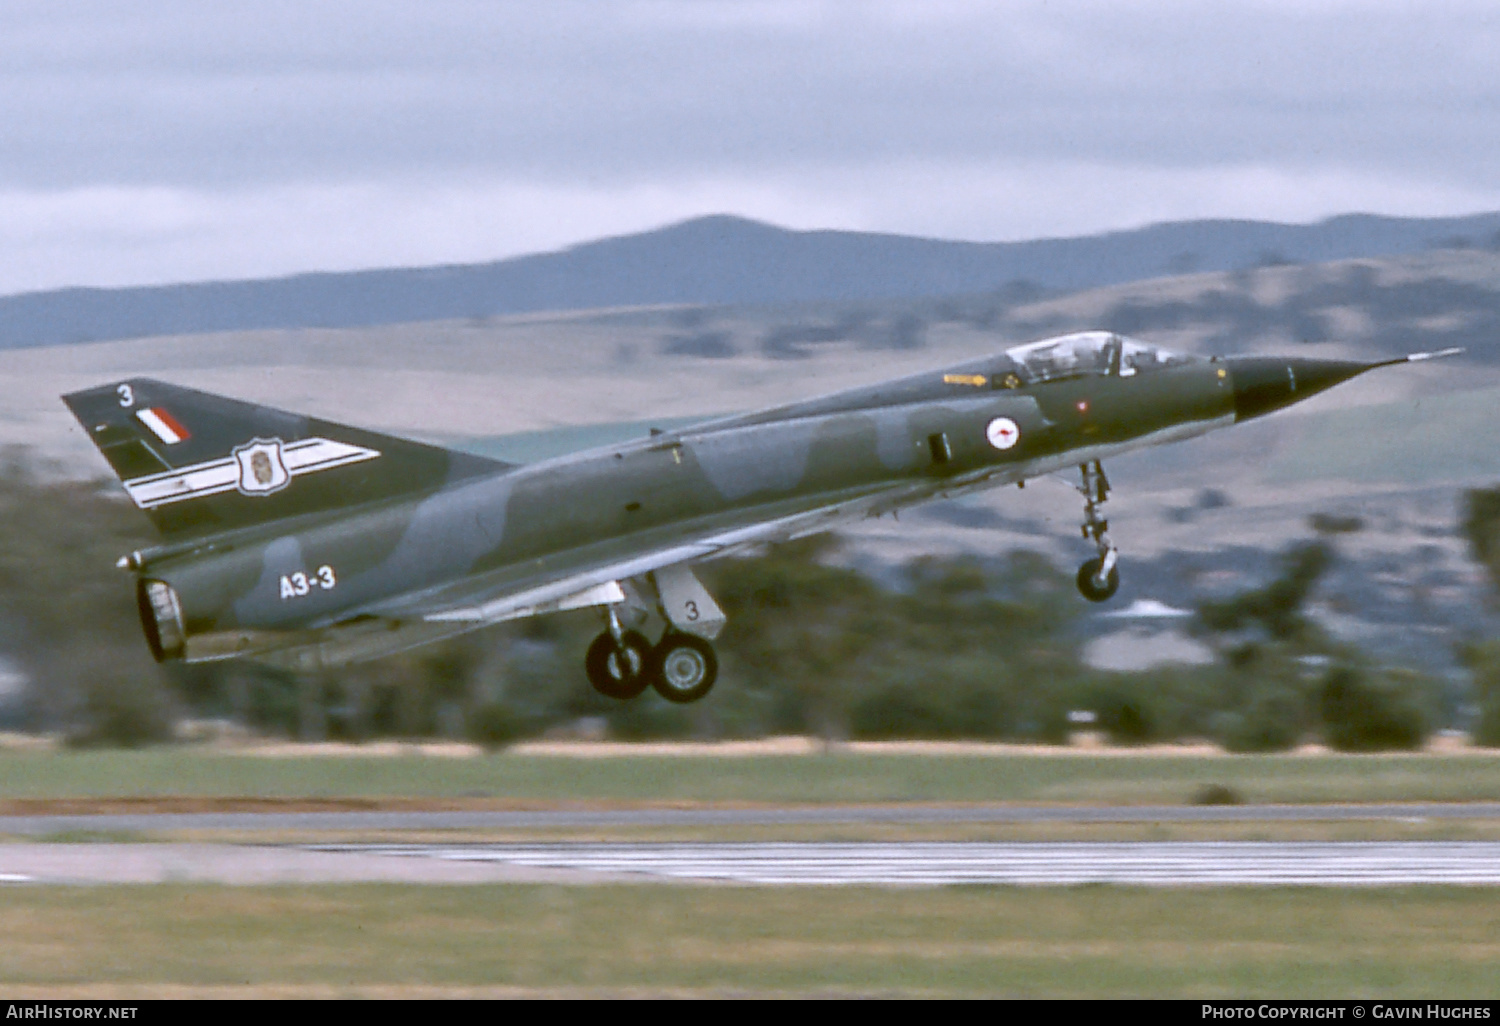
[{"xmin": 64, "ymin": 330, "xmax": 1398, "ymax": 669}]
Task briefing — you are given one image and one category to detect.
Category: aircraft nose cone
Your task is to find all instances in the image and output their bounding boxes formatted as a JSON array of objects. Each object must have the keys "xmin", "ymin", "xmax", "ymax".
[{"xmin": 1224, "ymin": 356, "xmax": 1372, "ymax": 422}]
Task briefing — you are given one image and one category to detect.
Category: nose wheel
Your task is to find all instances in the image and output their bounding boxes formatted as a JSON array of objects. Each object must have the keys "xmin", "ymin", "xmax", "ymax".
[
  {"xmin": 1076, "ymin": 556, "xmax": 1119, "ymax": 602},
  {"xmin": 1075, "ymin": 460, "xmax": 1120, "ymax": 602}
]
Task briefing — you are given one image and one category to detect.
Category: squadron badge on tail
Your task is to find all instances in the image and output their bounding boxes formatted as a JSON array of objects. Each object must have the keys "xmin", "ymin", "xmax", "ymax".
[{"xmin": 233, "ymin": 438, "xmax": 291, "ymax": 496}]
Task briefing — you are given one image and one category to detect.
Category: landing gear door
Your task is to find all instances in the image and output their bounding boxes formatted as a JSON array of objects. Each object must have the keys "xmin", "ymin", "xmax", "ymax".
[{"xmin": 649, "ymin": 564, "xmax": 726, "ymax": 641}]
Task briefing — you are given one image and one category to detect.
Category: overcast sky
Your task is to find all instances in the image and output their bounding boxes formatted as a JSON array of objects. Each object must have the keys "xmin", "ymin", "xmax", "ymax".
[{"xmin": 3, "ymin": 0, "xmax": 1499, "ymax": 294}]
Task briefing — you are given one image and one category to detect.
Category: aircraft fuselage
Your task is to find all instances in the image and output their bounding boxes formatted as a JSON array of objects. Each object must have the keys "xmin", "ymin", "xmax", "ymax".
[
  {"xmin": 145, "ymin": 356, "xmax": 1233, "ymax": 663},
  {"xmin": 67, "ymin": 330, "xmax": 1448, "ymax": 692}
]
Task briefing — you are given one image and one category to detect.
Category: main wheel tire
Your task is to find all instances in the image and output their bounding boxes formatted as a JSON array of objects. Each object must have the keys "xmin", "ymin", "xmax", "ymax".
[
  {"xmin": 649, "ymin": 633, "xmax": 719, "ymax": 704},
  {"xmin": 585, "ymin": 630, "xmax": 652, "ymax": 699},
  {"xmin": 1076, "ymin": 557, "xmax": 1120, "ymax": 602}
]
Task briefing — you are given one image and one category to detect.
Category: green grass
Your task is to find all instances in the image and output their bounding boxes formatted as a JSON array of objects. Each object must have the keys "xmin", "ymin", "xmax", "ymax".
[
  {"xmin": 2, "ymin": 748, "xmax": 1500, "ymax": 805},
  {"xmin": 145, "ymin": 819, "xmax": 1500, "ymax": 848},
  {"xmin": 0, "ymin": 885, "xmax": 1495, "ymax": 997}
]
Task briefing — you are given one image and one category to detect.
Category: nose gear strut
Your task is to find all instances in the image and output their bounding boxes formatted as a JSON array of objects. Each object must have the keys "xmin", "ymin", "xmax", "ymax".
[{"xmin": 1075, "ymin": 460, "xmax": 1120, "ymax": 602}]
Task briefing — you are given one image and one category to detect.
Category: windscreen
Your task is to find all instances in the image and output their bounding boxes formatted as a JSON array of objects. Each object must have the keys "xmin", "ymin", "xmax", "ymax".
[{"xmin": 1004, "ymin": 332, "xmax": 1198, "ymax": 383}]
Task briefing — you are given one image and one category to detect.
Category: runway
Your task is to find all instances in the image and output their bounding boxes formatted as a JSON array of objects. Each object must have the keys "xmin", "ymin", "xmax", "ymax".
[
  {"xmin": 4, "ymin": 841, "xmax": 1499, "ymax": 886},
  {"xmin": 313, "ymin": 841, "xmax": 1500, "ymax": 886}
]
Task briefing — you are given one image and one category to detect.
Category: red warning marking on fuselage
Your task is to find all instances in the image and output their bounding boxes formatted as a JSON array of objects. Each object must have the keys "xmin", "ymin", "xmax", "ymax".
[{"xmin": 137, "ymin": 407, "xmax": 191, "ymax": 445}]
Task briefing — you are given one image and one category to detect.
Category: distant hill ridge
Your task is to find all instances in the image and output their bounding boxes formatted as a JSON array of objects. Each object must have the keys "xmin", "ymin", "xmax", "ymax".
[{"xmin": 5, "ymin": 211, "xmax": 1500, "ymax": 349}]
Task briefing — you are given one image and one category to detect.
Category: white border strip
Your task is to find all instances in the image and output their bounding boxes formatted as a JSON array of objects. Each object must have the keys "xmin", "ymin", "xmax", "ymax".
[{"xmin": 122, "ymin": 438, "xmax": 380, "ymax": 509}]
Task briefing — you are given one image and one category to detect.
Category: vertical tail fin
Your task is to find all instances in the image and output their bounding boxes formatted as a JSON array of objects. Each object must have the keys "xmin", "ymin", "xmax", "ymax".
[{"xmin": 63, "ymin": 378, "xmax": 508, "ymax": 538}]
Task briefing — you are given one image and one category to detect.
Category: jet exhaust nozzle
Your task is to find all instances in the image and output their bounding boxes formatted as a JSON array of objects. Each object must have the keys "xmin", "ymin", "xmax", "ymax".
[{"xmin": 137, "ymin": 578, "xmax": 187, "ymax": 662}]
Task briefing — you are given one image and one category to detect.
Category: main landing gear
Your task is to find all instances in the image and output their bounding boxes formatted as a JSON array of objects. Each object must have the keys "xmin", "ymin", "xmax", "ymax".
[
  {"xmin": 586, "ymin": 608, "xmax": 720, "ymax": 704},
  {"xmin": 584, "ymin": 626, "xmax": 652, "ymax": 700},
  {"xmin": 1075, "ymin": 460, "xmax": 1120, "ymax": 602}
]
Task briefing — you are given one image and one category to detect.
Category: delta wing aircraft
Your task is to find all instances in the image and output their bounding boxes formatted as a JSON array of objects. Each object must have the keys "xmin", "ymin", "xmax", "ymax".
[{"xmin": 65, "ymin": 332, "xmax": 1457, "ymax": 703}]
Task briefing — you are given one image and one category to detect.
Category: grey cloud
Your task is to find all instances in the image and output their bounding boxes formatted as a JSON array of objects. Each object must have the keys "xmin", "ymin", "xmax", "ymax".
[{"xmin": 2, "ymin": 1, "xmax": 1498, "ymax": 190}]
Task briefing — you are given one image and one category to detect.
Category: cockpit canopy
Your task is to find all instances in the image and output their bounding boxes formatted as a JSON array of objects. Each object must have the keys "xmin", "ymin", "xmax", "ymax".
[
  {"xmin": 1004, "ymin": 331, "xmax": 1200, "ymax": 384},
  {"xmin": 682, "ymin": 332, "xmax": 1203, "ymax": 435}
]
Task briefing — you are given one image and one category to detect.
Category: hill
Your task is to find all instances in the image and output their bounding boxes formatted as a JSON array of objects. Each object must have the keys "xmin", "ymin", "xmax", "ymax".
[{"xmin": 4, "ymin": 211, "xmax": 1500, "ymax": 349}]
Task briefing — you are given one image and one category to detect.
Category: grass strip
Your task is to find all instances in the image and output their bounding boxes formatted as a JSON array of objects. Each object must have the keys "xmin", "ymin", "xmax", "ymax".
[
  {"xmin": 0, "ymin": 884, "xmax": 1496, "ymax": 997},
  {"xmin": 2, "ymin": 749, "xmax": 1500, "ymax": 805}
]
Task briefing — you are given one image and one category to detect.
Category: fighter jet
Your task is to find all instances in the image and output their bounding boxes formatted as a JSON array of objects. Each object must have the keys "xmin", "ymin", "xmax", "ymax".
[{"xmin": 63, "ymin": 331, "xmax": 1457, "ymax": 704}]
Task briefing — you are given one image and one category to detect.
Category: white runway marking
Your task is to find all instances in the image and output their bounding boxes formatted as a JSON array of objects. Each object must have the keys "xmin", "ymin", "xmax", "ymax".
[{"xmin": 311, "ymin": 841, "xmax": 1500, "ymax": 886}]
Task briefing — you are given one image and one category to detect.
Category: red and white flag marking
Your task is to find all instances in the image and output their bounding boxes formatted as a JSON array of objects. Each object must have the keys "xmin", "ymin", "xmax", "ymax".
[{"xmin": 136, "ymin": 407, "xmax": 191, "ymax": 445}]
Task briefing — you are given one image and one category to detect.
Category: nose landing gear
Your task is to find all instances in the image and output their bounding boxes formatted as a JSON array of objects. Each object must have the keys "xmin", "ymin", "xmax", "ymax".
[{"xmin": 1075, "ymin": 460, "xmax": 1120, "ymax": 602}]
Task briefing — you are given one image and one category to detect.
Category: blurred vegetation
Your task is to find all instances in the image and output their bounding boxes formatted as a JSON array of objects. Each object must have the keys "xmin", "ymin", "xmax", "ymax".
[
  {"xmin": 709, "ymin": 540, "xmax": 1083, "ymax": 743},
  {"xmin": 0, "ymin": 449, "xmax": 174, "ymax": 746},
  {"xmin": 1191, "ymin": 541, "xmax": 1442, "ymax": 752},
  {"xmin": 1459, "ymin": 484, "xmax": 1500, "ymax": 748},
  {"xmin": 1458, "ymin": 641, "xmax": 1500, "ymax": 748},
  {"xmin": 0, "ymin": 450, "xmax": 1470, "ymax": 750},
  {"xmin": 1462, "ymin": 484, "xmax": 1500, "ymax": 601}
]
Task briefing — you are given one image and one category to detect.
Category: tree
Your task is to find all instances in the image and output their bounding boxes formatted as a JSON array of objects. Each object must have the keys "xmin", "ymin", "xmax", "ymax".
[
  {"xmin": 1458, "ymin": 641, "xmax": 1500, "ymax": 748},
  {"xmin": 1194, "ymin": 540, "xmax": 1337, "ymax": 751},
  {"xmin": 709, "ymin": 535, "xmax": 889, "ymax": 740},
  {"xmin": 0, "ymin": 453, "xmax": 173, "ymax": 744},
  {"xmin": 1319, "ymin": 664, "xmax": 1431, "ymax": 752},
  {"xmin": 1461, "ymin": 486, "xmax": 1500, "ymax": 600},
  {"xmin": 1196, "ymin": 540, "xmax": 1333, "ymax": 644}
]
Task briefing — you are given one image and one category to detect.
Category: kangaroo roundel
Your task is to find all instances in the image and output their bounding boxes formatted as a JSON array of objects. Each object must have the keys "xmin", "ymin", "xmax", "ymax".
[
  {"xmin": 233, "ymin": 438, "xmax": 291, "ymax": 496},
  {"xmin": 986, "ymin": 417, "xmax": 1021, "ymax": 450}
]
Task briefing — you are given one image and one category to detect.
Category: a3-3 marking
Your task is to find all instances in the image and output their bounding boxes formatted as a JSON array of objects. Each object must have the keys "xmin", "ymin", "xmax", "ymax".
[{"xmin": 279, "ymin": 564, "xmax": 336, "ymax": 600}]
